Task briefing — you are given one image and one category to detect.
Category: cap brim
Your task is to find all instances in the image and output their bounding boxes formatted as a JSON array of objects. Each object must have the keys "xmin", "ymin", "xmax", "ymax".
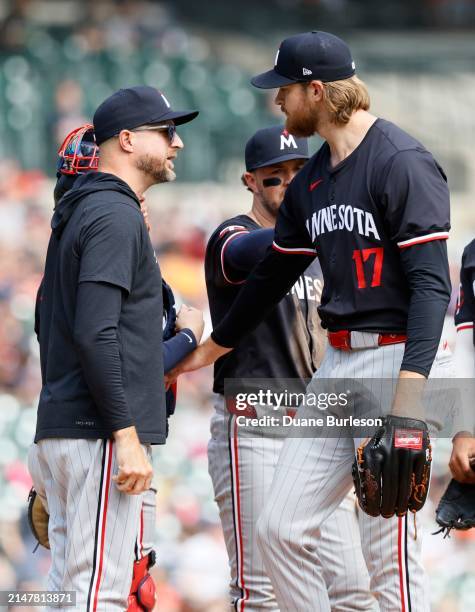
[
  {"xmin": 249, "ymin": 152, "xmax": 309, "ymax": 171},
  {"xmin": 251, "ymin": 69, "xmax": 298, "ymax": 89},
  {"xmin": 152, "ymin": 109, "xmax": 199, "ymax": 126}
]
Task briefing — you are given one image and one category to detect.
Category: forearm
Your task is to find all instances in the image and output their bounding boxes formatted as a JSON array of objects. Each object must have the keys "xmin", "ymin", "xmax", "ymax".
[
  {"xmin": 212, "ymin": 247, "xmax": 315, "ymax": 347},
  {"xmin": 224, "ymin": 228, "xmax": 274, "ymax": 276},
  {"xmin": 399, "ymin": 241, "xmax": 451, "ymax": 377},
  {"xmin": 74, "ymin": 281, "xmax": 133, "ymax": 432},
  {"xmin": 163, "ymin": 329, "xmax": 197, "ymax": 373}
]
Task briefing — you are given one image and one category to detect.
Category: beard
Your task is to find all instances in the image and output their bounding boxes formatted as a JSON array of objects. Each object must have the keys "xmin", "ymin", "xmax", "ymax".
[
  {"xmin": 136, "ymin": 154, "xmax": 175, "ymax": 184},
  {"xmin": 285, "ymin": 102, "xmax": 320, "ymax": 138}
]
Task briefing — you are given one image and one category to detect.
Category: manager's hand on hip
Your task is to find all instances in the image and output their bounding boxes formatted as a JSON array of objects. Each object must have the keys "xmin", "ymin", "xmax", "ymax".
[{"xmin": 112, "ymin": 426, "xmax": 153, "ymax": 495}]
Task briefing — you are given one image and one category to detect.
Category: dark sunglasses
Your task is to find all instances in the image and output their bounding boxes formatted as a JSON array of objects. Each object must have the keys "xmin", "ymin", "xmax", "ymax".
[{"xmin": 133, "ymin": 124, "xmax": 177, "ymax": 144}]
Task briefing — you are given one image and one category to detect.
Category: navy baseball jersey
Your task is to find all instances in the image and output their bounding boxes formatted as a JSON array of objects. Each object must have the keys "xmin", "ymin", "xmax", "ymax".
[
  {"xmin": 454, "ymin": 239, "xmax": 475, "ymax": 341},
  {"xmin": 206, "ymin": 214, "xmax": 324, "ymax": 394},
  {"xmin": 272, "ymin": 118, "xmax": 450, "ymax": 333}
]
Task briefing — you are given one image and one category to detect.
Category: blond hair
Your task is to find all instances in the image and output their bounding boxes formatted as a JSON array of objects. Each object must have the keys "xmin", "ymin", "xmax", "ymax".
[{"xmin": 322, "ymin": 76, "xmax": 370, "ymax": 125}]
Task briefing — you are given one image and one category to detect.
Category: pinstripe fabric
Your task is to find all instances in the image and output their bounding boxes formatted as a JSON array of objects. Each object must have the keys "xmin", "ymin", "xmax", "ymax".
[
  {"xmin": 27, "ymin": 439, "xmax": 150, "ymax": 611},
  {"xmin": 255, "ymin": 343, "xmax": 454, "ymax": 612},
  {"xmin": 208, "ymin": 395, "xmax": 376, "ymax": 611}
]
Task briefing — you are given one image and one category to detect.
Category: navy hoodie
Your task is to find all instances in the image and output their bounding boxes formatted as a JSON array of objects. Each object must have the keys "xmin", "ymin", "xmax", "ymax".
[{"xmin": 35, "ymin": 172, "xmax": 167, "ymax": 444}]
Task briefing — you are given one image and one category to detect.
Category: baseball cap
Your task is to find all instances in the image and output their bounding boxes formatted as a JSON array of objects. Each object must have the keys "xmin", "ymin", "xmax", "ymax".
[
  {"xmin": 93, "ymin": 86, "xmax": 199, "ymax": 145},
  {"xmin": 251, "ymin": 31, "xmax": 355, "ymax": 89},
  {"xmin": 245, "ymin": 125, "xmax": 309, "ymax": 171}
]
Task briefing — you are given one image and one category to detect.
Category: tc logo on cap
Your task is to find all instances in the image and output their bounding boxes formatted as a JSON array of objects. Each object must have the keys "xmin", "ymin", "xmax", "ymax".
[{"xmin": 280, "ymin": 130, "xmax": 297, "ymax": 150}]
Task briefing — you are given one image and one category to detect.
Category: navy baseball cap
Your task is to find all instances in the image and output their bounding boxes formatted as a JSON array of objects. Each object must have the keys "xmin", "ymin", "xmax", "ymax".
[
  {"xmin": 245, "ymin": 126, "xmax": 309, "ymax": 171},
  {"xmin": 251, "ymin": 31, "xmax": 355, "ymax": 89},
  {"xmin": 93, "ymin": 86, "xmax": 199, "ymax": 145}
]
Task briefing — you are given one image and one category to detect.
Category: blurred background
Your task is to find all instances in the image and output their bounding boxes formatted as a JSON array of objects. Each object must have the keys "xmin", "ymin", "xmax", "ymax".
[{"xmin": 0, "ymin": 0, "xmax": 475, "ymax": 610}]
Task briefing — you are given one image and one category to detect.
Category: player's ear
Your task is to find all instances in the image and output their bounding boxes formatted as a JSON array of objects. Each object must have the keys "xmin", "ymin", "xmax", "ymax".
[
  {"xmin": 242, "ymin": 171, "xmax": 256, "ymax": 194},
  {"xmin": 118, "ymin": 129, "xmax": 135, "ymax": 153},
  {"xmin": 309, "ymin": 80, "xmax": 324, "ymax": 101}
]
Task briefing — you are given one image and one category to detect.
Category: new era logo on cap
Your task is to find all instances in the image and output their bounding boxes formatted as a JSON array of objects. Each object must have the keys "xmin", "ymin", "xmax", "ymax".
[{"xmin": 303, "ymin": 67, "xmax": 312, "ymax": 76}]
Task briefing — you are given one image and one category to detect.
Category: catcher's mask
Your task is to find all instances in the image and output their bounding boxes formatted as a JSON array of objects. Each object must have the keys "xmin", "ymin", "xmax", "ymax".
[{"xmin": 57, "ymin": 124, "xmax": 99, "ymax": 175}]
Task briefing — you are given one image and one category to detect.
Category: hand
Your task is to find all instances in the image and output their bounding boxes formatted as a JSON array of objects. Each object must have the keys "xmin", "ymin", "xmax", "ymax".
[
  {"xmin": 449, "ymin": 432, "xmax": 475, "ymax": 484},
  {"xmin": 165, "ymin": 336, "xmax": 231, "ymax": 385},
  {"xmin": 112, "ymin": 426, "xmax": 153, "ymax": 495},
  {"xmin": 139, "ymin": 196, "xmax": 151, "ymax": 233},
  {"xmin": 176, "ymin": 304, "xmax": 205, "ymax": 343}
]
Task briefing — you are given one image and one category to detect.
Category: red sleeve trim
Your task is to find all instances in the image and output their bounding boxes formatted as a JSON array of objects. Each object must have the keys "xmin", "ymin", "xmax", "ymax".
[
  {"xmin": 220, "ymin": 231, "xmax": 250, "ymax": 285},
  {"xmin": 218, "ymin": 225, "xmax": 247, "ymax": 239},
  {"xmin": 397, "ymin": 232, "xmax": 449, "ymax": 249},
  {"xmin": 272, "ymin": 241, "xmax": 317, "ymax": 256}
]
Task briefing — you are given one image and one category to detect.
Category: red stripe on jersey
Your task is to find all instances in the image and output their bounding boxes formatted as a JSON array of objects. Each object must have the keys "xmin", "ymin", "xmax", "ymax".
[
  {"xmin": 92, "ymin": 440, "xmax": 113, "ymax": 611},
  {"xmin": 220, "ymin": 231, "xmax": 249, "ymax": 285},
  {"xmin": 219, "ymin": 225, "xmax": 247, "ymax": 238},
  {"xmin": 272, "ymin": 241, "xmax": 317, "ymax": 256},
  {"xmin": 232, "ymin": 418, "xmax": 249, "ymax": 610},
  {"xmin": 456, "ymin": 323, "xmax": 474, "ymax": 332},
  {"xmin": 398, "ymin": 517, "xmax": 406, "ymax": 612},
  {"xmin": 397, "ymin": 232, "xmax": 449, "ymax": 249}
]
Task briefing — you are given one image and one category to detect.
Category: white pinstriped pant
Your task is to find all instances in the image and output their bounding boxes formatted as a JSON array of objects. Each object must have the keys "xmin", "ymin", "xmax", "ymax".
[
  {"xmin": 255, "ymin": 342, "xmax": 454, "ymax": 612},
  {"xmin": 28, "ymin": 438, "xmax": 155, "ymax": 612},
  {"xmin": 209, "ymin": 395, "xmax": 378, "ymax": 611}
]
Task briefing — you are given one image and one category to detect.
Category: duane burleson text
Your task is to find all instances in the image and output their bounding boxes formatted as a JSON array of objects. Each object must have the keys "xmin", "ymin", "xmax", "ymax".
[{"xmin": 236, "ymin": 415, "xmax": 383, "ymax": 428}]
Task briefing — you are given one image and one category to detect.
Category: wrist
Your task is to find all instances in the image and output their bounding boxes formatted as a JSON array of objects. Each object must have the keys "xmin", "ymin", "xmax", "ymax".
[
  {"xmin": 391, "ymin": 371, "xmax": 427, "ymax": 419},
  {"xmin": 113, "ymin": 425, "xmax": 138, "ymax": 442},
  {"xmin": 179, "ymin": 328, "xmax": 197, "ymax": 346}
]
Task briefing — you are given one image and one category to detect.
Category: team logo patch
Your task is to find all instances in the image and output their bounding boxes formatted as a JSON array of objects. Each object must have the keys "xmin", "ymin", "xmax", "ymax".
[{"xmin": 394, "ymin": 429, "xmax": 423, "ymax": 450}]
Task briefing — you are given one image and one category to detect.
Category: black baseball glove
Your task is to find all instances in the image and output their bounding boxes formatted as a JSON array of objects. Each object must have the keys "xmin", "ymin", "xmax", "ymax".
[
  {"xmin": 352, "ymin": 415, "xmax": 432, "ymax": 518},
  {"xmin": 434, "ymin": 479, "xmax": 475, "ymax": 537}
]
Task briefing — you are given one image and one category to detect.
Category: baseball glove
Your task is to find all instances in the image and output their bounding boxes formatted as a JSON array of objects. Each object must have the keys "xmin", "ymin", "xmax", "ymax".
[
  {"xmin": 27, "ymin": 488, "xmax": 50, "ymax": 550},
  {"xmin": 434, "ymin": 479, "xmax": 475, "ymax": 537},
  {"xmin": 352, "ymin": 415, "xmax": 432, "ymax": 518}
]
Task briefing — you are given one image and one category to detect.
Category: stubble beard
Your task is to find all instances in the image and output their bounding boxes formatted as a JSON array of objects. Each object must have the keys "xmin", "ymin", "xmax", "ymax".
[
  {"xmin": 258, "ymin": 190, "xmax": 280, "ymax": 220},
  {"xmin": 136, "ymin": 154, "xmax": 175, "ymax": 184}
]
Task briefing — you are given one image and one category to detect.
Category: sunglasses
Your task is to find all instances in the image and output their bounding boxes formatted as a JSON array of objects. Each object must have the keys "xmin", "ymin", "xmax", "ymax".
[{"xmin": 132, "ymin": 124, "xmax": 177, "ymax": 144}]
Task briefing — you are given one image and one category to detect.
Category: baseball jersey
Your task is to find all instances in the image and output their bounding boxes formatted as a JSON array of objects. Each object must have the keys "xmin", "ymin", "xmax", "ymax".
[
  {"xmin": 272, "ymin": 118, "xmax": 451, "ymax": 333},
  {"xmin": 454, "ymin": 239, "xmax": 475, "ymax": 342},
  {"xmin": 206, "ymin": 214, "xmax": 324, "ymax": 394}
]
